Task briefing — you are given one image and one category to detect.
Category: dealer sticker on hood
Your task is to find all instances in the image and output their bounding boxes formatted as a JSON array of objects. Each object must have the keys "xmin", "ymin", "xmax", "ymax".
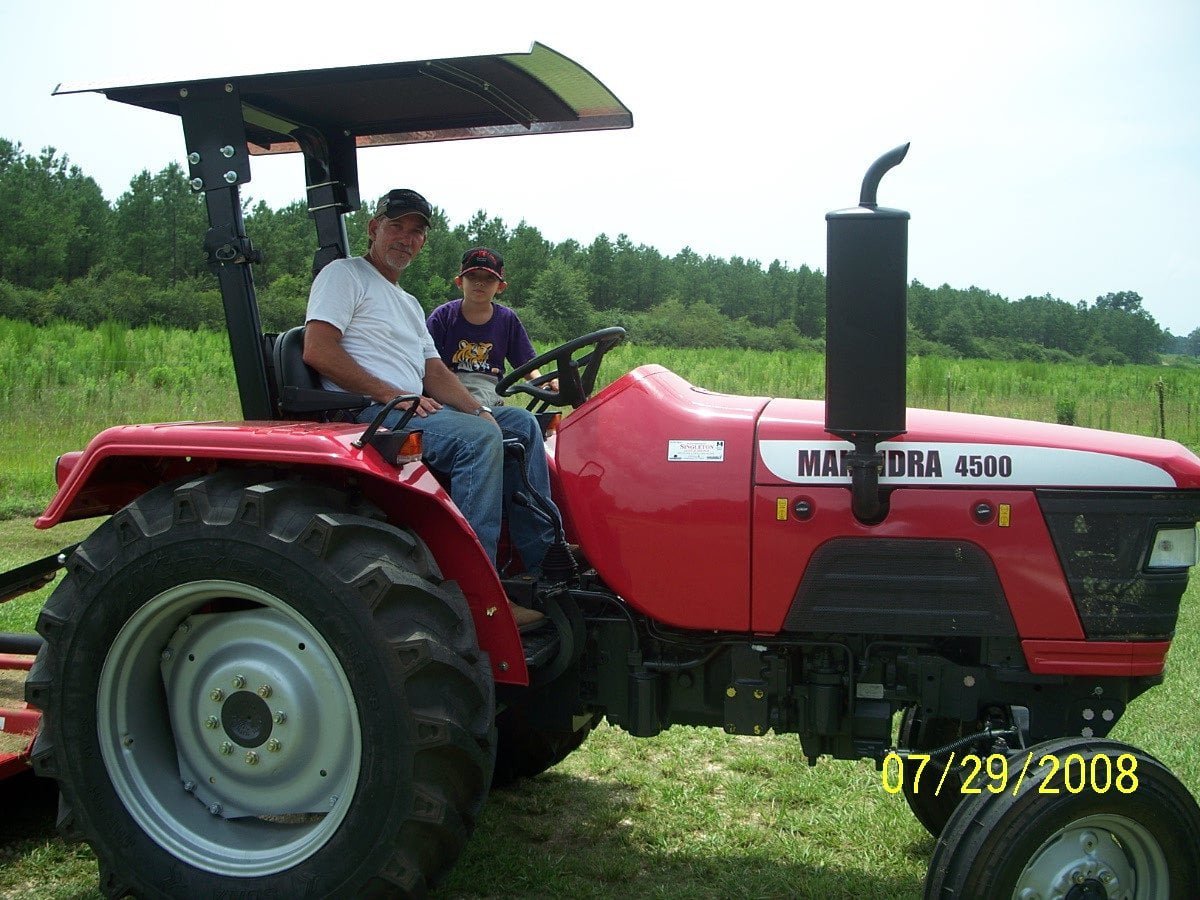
[
  {"xmin": 668, "ymin": 440, "xmax": 725, "ymax": 462},
  {"xmin": 758, "ymin": 440, "xmax": 1174, "ymax": 488}
]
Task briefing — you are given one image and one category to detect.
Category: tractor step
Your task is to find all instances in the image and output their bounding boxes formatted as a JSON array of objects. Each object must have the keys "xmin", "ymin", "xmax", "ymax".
[{"xmin": 521, "ymin": 623, "xmax": 560, "ymax": 669}]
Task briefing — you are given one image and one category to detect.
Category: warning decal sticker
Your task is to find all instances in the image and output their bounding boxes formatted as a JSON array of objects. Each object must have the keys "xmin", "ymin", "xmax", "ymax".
[{"xmin": 668, "ymin": 440, "xmax": 726, "ymax": 462}]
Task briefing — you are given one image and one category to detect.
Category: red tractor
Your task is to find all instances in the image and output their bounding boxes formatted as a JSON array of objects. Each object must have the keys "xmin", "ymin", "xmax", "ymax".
[{"xmin": 2, "ymin": 44, "xmax": 1199, "ymax": 898}]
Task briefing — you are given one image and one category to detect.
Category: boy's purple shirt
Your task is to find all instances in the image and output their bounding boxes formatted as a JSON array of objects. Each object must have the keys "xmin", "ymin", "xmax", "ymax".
[{"xmin": 426, "ymin": 299, "xmax": 537, "ymax": 378}]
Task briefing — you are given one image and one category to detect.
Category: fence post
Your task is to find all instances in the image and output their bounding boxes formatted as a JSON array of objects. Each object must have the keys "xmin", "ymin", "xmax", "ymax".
[{"xmin": 1155, "ymin": 377, "xmax": 1166, "ymax": 439}]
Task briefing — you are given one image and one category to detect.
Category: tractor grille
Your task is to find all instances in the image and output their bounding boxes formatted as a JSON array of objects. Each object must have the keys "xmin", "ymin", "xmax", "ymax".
[
  {"xmin": 784, "ymin": 538, "xmax": 1014, "ymax": 636},
  {"xmin": 1037, "ymin": 490, "xmax": 1200, "ymax": 640}
]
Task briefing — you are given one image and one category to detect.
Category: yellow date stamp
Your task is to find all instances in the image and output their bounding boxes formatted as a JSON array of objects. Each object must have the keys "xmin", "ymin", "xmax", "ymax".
[{"xmin": 881, "ymin": 751, "xmax": 1140, "ymax": 796}]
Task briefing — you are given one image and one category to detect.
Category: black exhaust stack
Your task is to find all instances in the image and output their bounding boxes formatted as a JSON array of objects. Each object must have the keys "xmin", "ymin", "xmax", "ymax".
[{"xmin": 825, "ymin": 143, "xmax": 911, "ymax": 523}]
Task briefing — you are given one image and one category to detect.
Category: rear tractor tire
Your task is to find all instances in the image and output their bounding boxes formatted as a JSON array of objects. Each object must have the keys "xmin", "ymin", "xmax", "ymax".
[{"xmin": 25, "ymin": 470, "xmax": 495, "ymax": 898}]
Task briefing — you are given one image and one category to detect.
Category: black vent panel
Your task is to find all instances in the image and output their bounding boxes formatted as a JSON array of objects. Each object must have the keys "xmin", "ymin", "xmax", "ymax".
[{"xmin": 784, "ymin": 538, "xmax": 1014, "ymax": 637}]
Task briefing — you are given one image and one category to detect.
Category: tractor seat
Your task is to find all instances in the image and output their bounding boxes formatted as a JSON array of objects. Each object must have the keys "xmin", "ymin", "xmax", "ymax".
[{"xmin": 272, "ymin": 325, "xmax": 374, "ymax": 421}]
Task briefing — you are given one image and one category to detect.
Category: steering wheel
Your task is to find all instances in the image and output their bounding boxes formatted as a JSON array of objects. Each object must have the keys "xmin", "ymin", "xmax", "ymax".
[{"xmin": 496, "ymin": 327, "xmax": 626, "ymax": 410}]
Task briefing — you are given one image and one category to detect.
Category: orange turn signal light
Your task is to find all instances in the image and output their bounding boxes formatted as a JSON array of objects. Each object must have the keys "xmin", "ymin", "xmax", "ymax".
[{"xmin": 396, "ymin": 431, "xmax": 423, "ymax": 465}]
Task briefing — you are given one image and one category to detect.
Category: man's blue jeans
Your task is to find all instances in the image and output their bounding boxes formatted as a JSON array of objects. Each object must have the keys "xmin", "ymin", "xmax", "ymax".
[{"xmin": 356, "ymin": 403, "xmax": 558, "ymax": 571}]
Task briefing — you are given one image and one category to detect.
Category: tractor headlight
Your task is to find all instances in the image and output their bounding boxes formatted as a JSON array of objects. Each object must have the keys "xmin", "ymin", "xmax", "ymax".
[{"xmin": 1147, "ymin": 525, "xmax": 1199, "ymax": 569}]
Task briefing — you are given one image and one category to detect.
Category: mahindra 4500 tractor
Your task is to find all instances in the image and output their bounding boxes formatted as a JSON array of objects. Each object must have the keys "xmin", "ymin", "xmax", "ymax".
[{"xmin": 1, "ymin": 44, "xmax": 1199, "ymax": 899}]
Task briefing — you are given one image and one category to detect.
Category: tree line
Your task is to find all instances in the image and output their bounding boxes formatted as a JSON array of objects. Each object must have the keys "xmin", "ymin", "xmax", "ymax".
[{"xmin": 2, "ymin": 138, "xmax": 1197, "ymax": 363}]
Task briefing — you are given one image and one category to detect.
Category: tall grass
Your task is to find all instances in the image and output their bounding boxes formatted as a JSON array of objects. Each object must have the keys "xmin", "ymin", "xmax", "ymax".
[
  {"xmin": 0, "ymin": 318, "xmax": 238, "ymax": 517},
  {"xmin": 600, "ymin": 343, "xmax": 1200, "ymax": 446},
  {"xmin": 3, "ymin": 317, "xmax": 1200, "ymax": 517}
]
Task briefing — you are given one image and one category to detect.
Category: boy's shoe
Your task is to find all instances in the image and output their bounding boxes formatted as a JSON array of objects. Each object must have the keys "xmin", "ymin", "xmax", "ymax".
[{"xmin": 509, "ymin": 599, "xmax": 545, "ymax": 631}]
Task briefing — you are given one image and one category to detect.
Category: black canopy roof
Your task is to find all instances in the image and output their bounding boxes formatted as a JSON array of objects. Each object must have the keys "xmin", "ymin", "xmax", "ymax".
[{"xmin": 54, "ymin": 42, "xmax": 632, "ymax": 155}]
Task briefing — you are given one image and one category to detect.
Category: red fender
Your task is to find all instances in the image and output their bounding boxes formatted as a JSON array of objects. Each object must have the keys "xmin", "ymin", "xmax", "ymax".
[{"xmin": 36, "ymin": 420, "xmax": 528, "ymax": 684}]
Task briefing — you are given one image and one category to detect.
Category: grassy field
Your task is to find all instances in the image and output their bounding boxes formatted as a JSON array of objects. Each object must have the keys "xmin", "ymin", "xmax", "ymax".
[
  {"xmin": 3, "ymin": 318, "xmax": 1200, "ymax": 517},
  {"xmin": 1, "ymin": 320, "xmax": 1199, "ymax": 897}
]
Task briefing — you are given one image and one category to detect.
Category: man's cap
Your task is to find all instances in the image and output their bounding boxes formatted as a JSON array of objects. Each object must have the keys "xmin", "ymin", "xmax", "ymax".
[
  {"xmin": 373, "ymin": 188, "xmax": 432, "ymax": 225},
  {"xmin": 459, "ymin": 247, "xmax": 505, "ymax": 280}
]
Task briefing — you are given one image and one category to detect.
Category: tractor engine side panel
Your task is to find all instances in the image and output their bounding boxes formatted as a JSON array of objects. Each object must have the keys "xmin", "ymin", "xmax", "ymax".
[
  {"xmin": 555, "ymin": 367, "xmax": 766, "ymax": 631},
  {"xmin": 750, "ymin": 487, "xmax": 1085, "ymax": 640}
]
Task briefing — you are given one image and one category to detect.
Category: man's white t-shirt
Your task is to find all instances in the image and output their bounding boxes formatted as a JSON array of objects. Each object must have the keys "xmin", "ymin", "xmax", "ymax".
[{"xmin": 305, "ymin": 256, "xmax": 439, "ymax": 395}]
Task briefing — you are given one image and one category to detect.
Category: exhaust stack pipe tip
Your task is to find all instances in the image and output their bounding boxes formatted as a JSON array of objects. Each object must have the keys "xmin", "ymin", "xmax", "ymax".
[
  {"xmin": 826, "ymin": 143, "xmax": 912, "ymax": 525},
  {"xmin": 859, "ymin": 142, "xmax": 910, "ymax": 208}
]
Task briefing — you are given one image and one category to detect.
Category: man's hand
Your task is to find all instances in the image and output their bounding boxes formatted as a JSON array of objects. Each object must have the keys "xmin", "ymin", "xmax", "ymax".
[
  {"xmin": 403, "ymin": 395, "xmax": 442, "ymax": 417},
  {"xmin": 529, "ymin": 368, "xmax": 559, "ymax": 393}
]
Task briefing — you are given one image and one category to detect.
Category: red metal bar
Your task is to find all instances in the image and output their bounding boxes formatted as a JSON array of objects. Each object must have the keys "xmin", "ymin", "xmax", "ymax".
[{"xmin": 1, "ymin": 706, "xmax": 40, "ymax": 735}]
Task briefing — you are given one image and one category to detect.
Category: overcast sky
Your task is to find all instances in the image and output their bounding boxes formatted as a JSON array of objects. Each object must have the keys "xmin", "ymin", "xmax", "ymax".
[{"xmin": 4, "ymin": 1, "xmax": 1197, "ymax": 335}]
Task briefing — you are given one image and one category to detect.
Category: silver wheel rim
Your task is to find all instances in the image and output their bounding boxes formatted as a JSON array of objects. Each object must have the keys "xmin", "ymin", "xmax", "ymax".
[
  {"xmin": 98, "ymin": 579, "xmax": 362, "ymax": 876},
  {"xmin": 1013, "ymin": 812, "xmax": 1170, "ymax": 900}
]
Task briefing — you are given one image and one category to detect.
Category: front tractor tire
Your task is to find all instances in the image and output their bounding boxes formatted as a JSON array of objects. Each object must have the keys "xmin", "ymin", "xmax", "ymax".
[
  {"xmin": 898, "ymin": 706, "xmax": 970, "ymax": 837},
  {"xmin": 25, "ymin": 471, "xmax": 495, "ymax": 898},
  {"xmin": 924, "ymin": 737, "xmax": 1200, "ymax": 898},
  {"xmin": 492, "ymin": 706, "xmax": 597, "ymax": 789}
]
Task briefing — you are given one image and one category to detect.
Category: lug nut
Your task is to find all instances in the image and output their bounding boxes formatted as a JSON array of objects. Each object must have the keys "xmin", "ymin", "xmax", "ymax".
[
  {"xmin": 161, "ymin": 649, "xmax": 173, "ymax": 661},
  {"xmin": 188, "ymin": 152, "xmax": 201, "ymax": 165},
  {"xmin": 182, "ymin": 780, "xmax": 196, "ymax": 793},
  {"xmin": 267, "ymin": 739, "xmax": 281, "ymax": 753},
  {"xmin": 189, "ymin": 177, "xmax": 203, "ymax": 191},
  {"xmin": 204, "ymin": 716, "xmax": 219, "ymax": 729},
  {"xmin": 258, "ymin": 684, "xmax": 273, "ymax": 699},
  {"xmin": 220, "ymin": 145, "xmax": 235, "ymax": 157},
  {"xmin": 245, "ymin": 751, "xmax": 259, "ymax": 766},
  {"xmin": 210, "ymin": 689, "xmax": 224, "ymax": 702},
  {"xmin": 208, "ymin": 803, "xmax": 222, "ymax": 815},
  {"xmin": 273, "ymin": 711, "xmax": 287, "ymax": 725},
  {"xmin": 218, "ymin": 742, "xmax": 233, "ymax": 756},
  {"xmin": 231, "ymin": 675, "xmax": 245, "ymax": 689}
]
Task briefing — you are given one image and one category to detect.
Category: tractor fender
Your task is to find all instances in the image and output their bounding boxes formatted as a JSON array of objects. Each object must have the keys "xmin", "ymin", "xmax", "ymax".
[{"xmin": 35, "ymin": 420, "xmax": 529, "ymax": 684}]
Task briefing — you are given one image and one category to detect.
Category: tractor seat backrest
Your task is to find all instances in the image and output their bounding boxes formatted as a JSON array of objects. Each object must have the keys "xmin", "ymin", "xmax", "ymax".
[
  {"xmin": 274, "ymin": 325, "xmax": 321, "ymax": 395},
  {"xmin": 272, "ymin": 324, "xmax": 374, "ymax": 421}
]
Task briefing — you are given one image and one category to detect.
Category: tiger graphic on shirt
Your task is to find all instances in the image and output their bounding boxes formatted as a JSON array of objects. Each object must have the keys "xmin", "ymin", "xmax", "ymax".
[{"xmin": 451, "ymin": 340, "xmax": 497, "ymax": 374}]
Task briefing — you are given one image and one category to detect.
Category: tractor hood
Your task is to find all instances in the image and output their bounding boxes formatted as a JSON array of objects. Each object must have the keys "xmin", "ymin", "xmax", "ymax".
[{"xmin": 756, "ymin": 397, "xmax": 1200, "ymax": 490}]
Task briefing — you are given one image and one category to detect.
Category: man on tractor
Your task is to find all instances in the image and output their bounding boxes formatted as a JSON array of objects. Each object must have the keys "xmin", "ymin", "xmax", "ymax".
[{"xmin": 303, "ymin": 188, "xmax": 553, "ymax": 627}]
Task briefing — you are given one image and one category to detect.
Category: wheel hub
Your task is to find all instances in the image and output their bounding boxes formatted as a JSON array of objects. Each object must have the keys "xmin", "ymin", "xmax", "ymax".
[
  {"xmin": 221, "ymin": 691, "xmax": 272, "ymax": 748},
  {"xmin": 1014, "ymin": 816, "xmax": 1168, "ymax": 900},
  {"xmin": 159, "ymin": 607, "xmax": 356, "ymax": 818},
  {"xmin": 1064, "ymin": 879, "xmax": 1108, "ymax": 900}
]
